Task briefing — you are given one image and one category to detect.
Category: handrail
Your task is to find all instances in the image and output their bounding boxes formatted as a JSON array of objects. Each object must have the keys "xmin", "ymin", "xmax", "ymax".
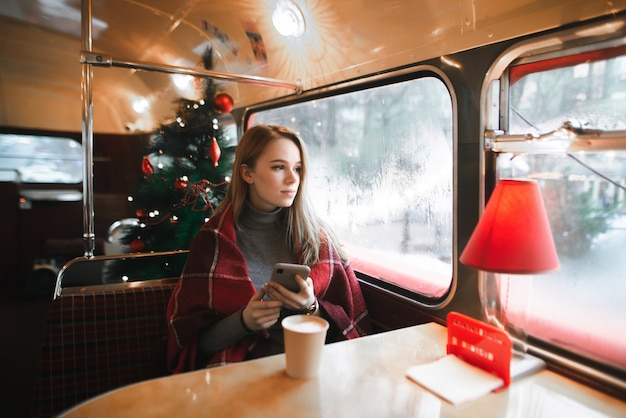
[
  {"xmin": 81, "ymin": 51, "xmax": 302, "ymax": 93},
  {"xmin": 486, "ymin": 121, "xmax": 626, "ymax": 154},
  {"xmin": 54, "ymin": 249, "xmax": 190, "ymax": 299}
]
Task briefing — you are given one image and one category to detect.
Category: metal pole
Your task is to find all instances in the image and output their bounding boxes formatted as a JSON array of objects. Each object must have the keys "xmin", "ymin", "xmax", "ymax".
[
  {"xmin": 81, "ymin": 51, "xmax": 302, "ymax": 93},
  {"xmin": 81, "ymin": 0, "xmax": 96, "ymax": 258}
]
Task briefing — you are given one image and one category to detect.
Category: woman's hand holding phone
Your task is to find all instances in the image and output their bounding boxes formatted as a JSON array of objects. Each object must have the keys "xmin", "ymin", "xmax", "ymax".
[
  {"xmin": 241, "ymin": 288, "xmax": 283, "ymax": 331},
  {"xmin": 265, "ymin": 263, "xmax": 315, "ymax": 311}
]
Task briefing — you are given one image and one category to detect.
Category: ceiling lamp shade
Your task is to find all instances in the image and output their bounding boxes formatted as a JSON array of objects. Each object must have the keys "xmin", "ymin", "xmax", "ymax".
[{"xmin": 460, "ymin": 179, "xmax": 560, "ymax": 274}]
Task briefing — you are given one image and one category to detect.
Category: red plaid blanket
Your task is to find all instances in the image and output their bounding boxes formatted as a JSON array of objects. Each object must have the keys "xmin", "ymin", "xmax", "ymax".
[{"xmin": 167, "ymin": 204, "xmax": 370, "ymax": 373}]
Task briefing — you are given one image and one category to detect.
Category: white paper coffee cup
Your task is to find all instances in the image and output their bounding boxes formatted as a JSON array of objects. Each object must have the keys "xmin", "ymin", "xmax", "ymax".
[{"xmin": 282, "ymin": 315, "xmax": 329, "ymax": 379}]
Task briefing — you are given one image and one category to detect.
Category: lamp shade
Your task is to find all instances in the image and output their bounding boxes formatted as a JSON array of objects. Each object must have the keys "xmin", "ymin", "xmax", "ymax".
[{"xmin": 460, "ymin": 179, "xmax": 560, "ymax": 274}]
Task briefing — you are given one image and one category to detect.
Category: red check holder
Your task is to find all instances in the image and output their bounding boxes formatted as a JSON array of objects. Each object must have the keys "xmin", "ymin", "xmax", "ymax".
[
  {"xmin": 446, "ymin": 311, "xmax": 512, "ymax": 388},
  {"xmin": 406, "ymin": 312, "xmax": 532, "ymax": 405}
]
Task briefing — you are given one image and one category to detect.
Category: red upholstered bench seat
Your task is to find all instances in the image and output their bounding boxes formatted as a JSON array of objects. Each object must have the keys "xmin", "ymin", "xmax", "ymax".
[{"xmin": 31, "ymin": 279, "xmax": 177, "ymax": 417}]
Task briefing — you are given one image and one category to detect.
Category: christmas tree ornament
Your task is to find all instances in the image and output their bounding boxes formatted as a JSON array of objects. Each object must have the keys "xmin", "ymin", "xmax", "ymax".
[
  {"xmin": 214, "ymin": 93, "xmax": 234, "ymax": 113},
  {"xmin": 210, "ymin": 137, "xmax": 221, "ymax": 167},
  {"xmin": 141, "ymin": 157, "xmax": 154, "ymax": 175},
  {"xmin": 175, "ymin": 176, "xmax": 189, "ymax": 190},
  {"xmin": 129, "ymin": 238, "xmax": 147, "ymax": 253},
  {"xmin": 135, "ymin": 208, "xmax": 147, "ymax": 218}
]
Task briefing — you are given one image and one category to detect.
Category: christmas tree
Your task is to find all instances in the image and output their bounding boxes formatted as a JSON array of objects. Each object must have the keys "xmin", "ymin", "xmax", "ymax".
[{"xmin": 107, "ymin": 47, "xmax": 235, "ymax": 281}]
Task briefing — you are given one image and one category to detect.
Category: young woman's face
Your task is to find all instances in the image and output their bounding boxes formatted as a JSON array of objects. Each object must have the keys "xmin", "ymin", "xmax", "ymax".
[{"xmin": 242, "ymin": 137, "xmax": 302, "ymax": 212}]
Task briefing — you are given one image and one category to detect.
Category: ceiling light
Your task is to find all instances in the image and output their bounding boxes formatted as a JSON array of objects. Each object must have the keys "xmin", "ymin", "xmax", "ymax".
[
  {"xmin": 132, "ymin": 97, "xmax": 150, "ymax": 114},
  {"xmin": 272, "ymin": 0, "xmax": 306, "ymax": 37}
]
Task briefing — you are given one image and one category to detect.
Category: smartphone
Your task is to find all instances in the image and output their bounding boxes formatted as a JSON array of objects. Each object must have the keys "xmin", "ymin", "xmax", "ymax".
[{"xmin": 270, "ymin": 263, "xmax": 311, "ymax": 293}]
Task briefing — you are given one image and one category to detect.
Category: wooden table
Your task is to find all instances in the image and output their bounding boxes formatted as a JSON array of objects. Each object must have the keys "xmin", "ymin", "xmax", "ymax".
[{"xmin": 60, "ymin": 323, "xmax": 626, "ymax": 417}]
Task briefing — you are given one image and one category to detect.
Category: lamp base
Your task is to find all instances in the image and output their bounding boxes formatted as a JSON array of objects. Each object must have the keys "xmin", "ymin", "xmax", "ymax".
[{"xmin": 510, "ymin": 351, "xmax": 545, "ymax": 381}]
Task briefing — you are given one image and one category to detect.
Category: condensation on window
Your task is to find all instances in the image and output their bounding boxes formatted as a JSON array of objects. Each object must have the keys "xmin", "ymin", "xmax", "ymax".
[
  {"xmin": 0, "ymin": 134, "xmax": 83, "ymax": 183},
  {"xmin": 252, "ymin": 76, "xmax": 454, "ymax": 298},
  {"xmin": 498, "ymin": 151, "xmax": 626, "ymax": 371},
  {"xmin": 509, "ymin": 55, "xmax": 626, "ymax": 133},
  {"xmin": 504, "ymin": 50, "xmax": 626, "ymax": 371}
]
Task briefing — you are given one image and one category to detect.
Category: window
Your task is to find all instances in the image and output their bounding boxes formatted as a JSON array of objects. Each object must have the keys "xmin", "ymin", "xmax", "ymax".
[
  {"xmin": 0, "ymin": 134, "xmax": 82, "ymax": 183},
  {"xmin": 252, "ymin": 75, "xmax": 454, "ymax": 299},
  {"xmin": 498, "ymin": 45, "xmax": 626, "ymax": 372}
]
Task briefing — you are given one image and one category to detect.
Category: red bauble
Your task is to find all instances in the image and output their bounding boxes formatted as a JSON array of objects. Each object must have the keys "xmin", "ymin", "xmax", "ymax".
[
  {"xmin": 129, "ymin": 239, "xmax": 147, "ymax": 253},
  {"xmin": 175, "ymin": 177, "xmax": 189, "ymax": 190},
  {"xmin": 209, "ymin": 137, "xmax": 221, "ymax": 167},
  {"xmin": 141, "ymin": 156, "xmax": 154, "ymax": 175},
  {"xmin": 214, "ymin": 93, "xmax": 234, "ymax": 113},
  {"xmin": 135, "ymin": 209, "xmax": 146, "ymax": 218}
]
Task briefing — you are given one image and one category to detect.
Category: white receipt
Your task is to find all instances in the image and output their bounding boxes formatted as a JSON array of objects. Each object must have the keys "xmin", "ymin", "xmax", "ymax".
[{"xmin": 406, "ymin": 354, "xmax": 504, "ymax": 405}]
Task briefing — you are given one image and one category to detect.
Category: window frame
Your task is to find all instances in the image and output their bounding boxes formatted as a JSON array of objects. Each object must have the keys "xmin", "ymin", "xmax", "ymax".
[
  {"xmin": 481, "ymin": 16, "xmax": 626, "ymax": 392},
  {"xmin": 244, "ymin": 65, "xmax": 459, "ymax": 309}
]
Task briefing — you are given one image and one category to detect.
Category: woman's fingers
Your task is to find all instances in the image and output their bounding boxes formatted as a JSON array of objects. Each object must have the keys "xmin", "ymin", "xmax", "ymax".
[
  {"xmin": 243, "ymin": 292, "xmax": 282, "ymax": 330},
  {"xmin": 265, "ymin": 275, "xmax": 315, "ymax": 310}
]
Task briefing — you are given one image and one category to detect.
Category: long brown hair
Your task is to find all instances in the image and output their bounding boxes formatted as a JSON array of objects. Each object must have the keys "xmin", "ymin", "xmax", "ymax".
[{"xmin": 214, "ymin": 124, "xmax": 345, "ymax": 266}]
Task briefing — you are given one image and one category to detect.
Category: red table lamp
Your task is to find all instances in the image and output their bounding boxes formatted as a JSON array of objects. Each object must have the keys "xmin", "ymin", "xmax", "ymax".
[
  {"xmin": 460, "ymin": 179, "xmax": 559, "ymax": 274},
  {"xmin": 460, "ymin": 179, "xmax": 560, "ymax": 356}
]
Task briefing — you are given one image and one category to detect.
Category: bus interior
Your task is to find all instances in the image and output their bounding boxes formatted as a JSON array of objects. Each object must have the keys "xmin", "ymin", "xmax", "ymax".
[{"xmin": 1, "ymin": 0, "xmax": 625, "ymax": 416}]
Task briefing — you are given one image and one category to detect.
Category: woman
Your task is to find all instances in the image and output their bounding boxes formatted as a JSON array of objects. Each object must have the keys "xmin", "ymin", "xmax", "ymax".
[{"xmin": 166, "ymin": 125, "xmax": 370, "ymax": 373}]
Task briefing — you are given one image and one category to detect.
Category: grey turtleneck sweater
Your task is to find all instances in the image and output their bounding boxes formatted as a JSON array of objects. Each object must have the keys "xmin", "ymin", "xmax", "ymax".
[
  {"xmin": 195, "ymin": 203, "xmax": 297, "ymax": 365},
  {"xmin": 236, "ymin": 203, "xmax": 297, "ymax": 289}
]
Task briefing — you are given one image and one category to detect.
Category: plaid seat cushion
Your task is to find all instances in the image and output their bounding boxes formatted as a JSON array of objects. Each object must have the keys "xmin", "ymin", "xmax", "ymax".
[{"xmin": 31, "ymin": 279, "xmax": 176, "ymax": 417}]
